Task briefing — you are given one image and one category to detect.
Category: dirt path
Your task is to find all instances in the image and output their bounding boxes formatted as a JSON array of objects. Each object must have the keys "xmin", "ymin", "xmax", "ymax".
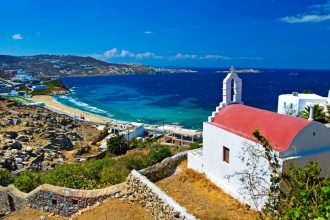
[
  {"xmin": 4, "ymin": 199, "xmax": 152, "ymax": 220},
  {"xmin": 156, "ymin": 161, "xmax": 257, "ymax": 220},
  {"xmin": 75, "ymin": 199, "xmax": 152, "ymax": 220}
]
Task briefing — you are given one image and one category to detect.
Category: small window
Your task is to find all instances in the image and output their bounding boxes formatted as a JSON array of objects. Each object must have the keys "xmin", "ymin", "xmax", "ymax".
[
  {"xmin": 223, "ymin": 147, "xmax": 230, "ymax": 163},
  {"xmin": 313, "ymin": 132, "xmax": 316, "ymax": 136}
]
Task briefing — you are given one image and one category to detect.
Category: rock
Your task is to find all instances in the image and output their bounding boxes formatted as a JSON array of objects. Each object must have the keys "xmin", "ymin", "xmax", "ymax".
[
  {"xmin": 26, "ymin": 146, "xmax": 33, "ymax": 153},
  {"xmin": 10, "ymin": 141, "xmax": 22, "ymax": 150},
  {"xmin": 17, "ymin": 135, "xmax": 29, "ymax": 142},
  {"xmin": 37, "ymin": 148, "xmax": 45, "ymax": 155},
  {"xmin": 2, "ymin": 158, "xmax": 17, "ymax": 170},
  {"xmin": 4, "ymin": 131, "xmax": 18, "ymax": 139},
  {"xmin": 50, "ymin": 134, "xmax": 73, "ymax": 150},
  {"xmin": 75, "ymin": 145, "xmax": 91, "ymax": 156}
]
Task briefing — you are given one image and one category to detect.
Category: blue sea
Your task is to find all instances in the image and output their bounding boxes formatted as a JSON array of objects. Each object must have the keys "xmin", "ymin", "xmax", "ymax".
[{"xmin": 55, "ymin": 68, "xmax": 330, "ymax": 129}]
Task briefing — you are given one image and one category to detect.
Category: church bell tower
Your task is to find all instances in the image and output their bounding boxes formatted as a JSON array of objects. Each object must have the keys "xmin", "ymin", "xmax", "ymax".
[{"xmin": 208, "ymin": 66, "xmax": 243, "ymax": 122}]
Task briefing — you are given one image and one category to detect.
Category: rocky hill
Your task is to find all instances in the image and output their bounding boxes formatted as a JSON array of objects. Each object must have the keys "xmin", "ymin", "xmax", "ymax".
[
  {"xmin": 0, "ymin": 54, "xmax": 185, "ymax": 79},
  {"xmin": 0, "ymin": 99, "xmax": 100, "ymax": 172}
]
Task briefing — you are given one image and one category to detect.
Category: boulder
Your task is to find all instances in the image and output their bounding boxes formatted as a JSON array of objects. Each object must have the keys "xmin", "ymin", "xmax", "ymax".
[
  {"xmin": 4, "ymin": 131, "xmax": 18, "ymax": 139},
  {"xmin": 75, "ymin": 145, "xmax": 91, "ymax": 156}
]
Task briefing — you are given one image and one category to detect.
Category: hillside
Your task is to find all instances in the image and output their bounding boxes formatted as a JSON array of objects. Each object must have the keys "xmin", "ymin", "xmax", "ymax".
[{"xmin": 0, "ymin": 54, "xmax": 187, "ymax": 79}]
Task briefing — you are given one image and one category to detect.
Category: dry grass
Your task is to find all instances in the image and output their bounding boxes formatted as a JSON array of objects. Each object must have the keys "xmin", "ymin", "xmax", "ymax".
[
  {"xmin": 4, "ymin": 199, "xmax": 152, "ymax": 220},
  {"xmin": 157, "ymin": 161, "xmax": 257, "ymax": 220}
]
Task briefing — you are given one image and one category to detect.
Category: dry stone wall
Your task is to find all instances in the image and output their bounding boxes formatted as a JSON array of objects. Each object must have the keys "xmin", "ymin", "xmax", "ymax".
[
  {"xmin": 0, "ymin": 151, "xmax": 193, "ymax": 219},
  {"xmin": 140, "ymin": 151, "xmax": 187, "ymax": 182},
  {"xmin": 0, "ymin": 183, "xmax": 125, "ymax": 217},
  {"xmin": 126, "ymin": 170, "xmax": 196, "ymax": 220}
]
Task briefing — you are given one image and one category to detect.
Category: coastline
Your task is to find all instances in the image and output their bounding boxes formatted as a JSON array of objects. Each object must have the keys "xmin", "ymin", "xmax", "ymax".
[{"xmin": 28, "ymin": 95, "xmax": 112, "ymax": 125}]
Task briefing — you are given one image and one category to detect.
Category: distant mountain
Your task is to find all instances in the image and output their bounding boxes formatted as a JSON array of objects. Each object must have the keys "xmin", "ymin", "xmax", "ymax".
[{"xmin": 0, "ymin": 54, "xmax": 189, "ymax": 79}]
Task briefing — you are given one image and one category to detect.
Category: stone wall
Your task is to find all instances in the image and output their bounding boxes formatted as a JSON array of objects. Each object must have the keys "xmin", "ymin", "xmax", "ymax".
[
  {"xmin": 0, "ymin": 151, "xmax": 192, "ymax": 218},
  {"xmin": 126, "ymin": 170, "xmax": 196, "ymax": 220},
  {"xmin": 0, "ymin": 183, "xmax": 125, "ymax": 217},
  {"xmin": 139, "ymin": 151, "xmax": 187, "ymax": 182}
]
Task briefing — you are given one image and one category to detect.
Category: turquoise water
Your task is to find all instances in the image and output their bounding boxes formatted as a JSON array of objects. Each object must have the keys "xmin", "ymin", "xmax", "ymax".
[{"xmin": 55, "ymin": 69, "xmax": 330, "ymax": 129}]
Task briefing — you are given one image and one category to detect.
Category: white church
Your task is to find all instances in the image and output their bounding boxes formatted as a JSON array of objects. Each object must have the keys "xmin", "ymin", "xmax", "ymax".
[{"xmin": 188, "ymin": 67, "xmax": 330, "ymax": 209}]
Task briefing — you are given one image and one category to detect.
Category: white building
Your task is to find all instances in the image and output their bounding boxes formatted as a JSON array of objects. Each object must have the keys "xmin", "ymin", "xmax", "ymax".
[
  {"xmin": 31, "ymin": 85, "xmax": 48, "ymax": 91},
  {"xmin": 188, "ymin": 67, "xmax": 330, "ymax": 209},
  {"xmin": 108, "ymin": 120, "xmax": 145, "ymax": 141},
  {"xmin": 11, "ymin": 69, "xmax": 34, "ymax": 83},
  {"xmin": 278, "ymin": 92, "xmax": 329, "ymax": 116}
]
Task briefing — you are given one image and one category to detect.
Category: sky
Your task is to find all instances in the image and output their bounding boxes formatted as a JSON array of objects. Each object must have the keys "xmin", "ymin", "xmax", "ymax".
[{"xmin": 0, "ymin": 0, "xmax": 330, "ymax": 69}]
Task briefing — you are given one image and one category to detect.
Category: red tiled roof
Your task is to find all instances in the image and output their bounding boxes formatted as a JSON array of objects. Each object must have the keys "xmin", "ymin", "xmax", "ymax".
[{"xmin": 209, "ymin": 104, "xmax": 313, "ymax": 151}]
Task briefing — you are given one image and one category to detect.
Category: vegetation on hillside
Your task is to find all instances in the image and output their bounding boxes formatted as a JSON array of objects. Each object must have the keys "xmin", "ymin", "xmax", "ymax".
[
  {"xmin": 30, "ymin": 79, "xmax": 68, "ymax": 95},
  {"xmin": 0, "ymin": 139, "xmax": 173, "ymax": 192}
]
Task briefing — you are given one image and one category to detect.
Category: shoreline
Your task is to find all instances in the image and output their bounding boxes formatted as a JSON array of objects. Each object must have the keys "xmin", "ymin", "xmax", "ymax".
[{"xmin": 28, "ymin": 95, "xmax": 112, "ymax": 125}]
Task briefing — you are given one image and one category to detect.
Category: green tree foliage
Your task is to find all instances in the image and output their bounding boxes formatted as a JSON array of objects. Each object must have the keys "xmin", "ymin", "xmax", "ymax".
[
  {"xmin": 301, "ymin": 104, "xmax": 328, "ymax": 123},
  {"xmin": 14, "ymin": 172, "xmax": 42, "ymax": 193},
  {"xmin": 147, "ymin": 145, "xmax": 172, "ymax": 166},
  {"xmin": 107, "ymin": 135, "xmax": 131, "ymax": 155},
  {"xmin": 252, "ymin": 130, "xmax": 330, "ymax": 219},
  {"xmin": 0, "ymin": 169, "xmax": 14, "ymax": 186},
  {"xmin": 302, "ymin": 90, "xmax": 314, "ymax": 94}
]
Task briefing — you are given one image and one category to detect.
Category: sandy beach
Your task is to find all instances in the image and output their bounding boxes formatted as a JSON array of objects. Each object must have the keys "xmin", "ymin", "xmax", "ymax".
[{"xmin": 29, "ymin": 95, "xmax": 112, "ymax": 124}]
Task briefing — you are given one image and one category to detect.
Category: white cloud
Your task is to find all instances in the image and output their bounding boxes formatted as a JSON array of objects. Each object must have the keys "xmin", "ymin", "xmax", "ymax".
[
  {"xmin": 200, "ymin": 54, "xmax": 232, "ymax": 60},
  {"xmin": 144, "ymin": 31, "xmax": 153, "ymax": 35},
  {"xmin": 92, "ymin": 48, "xmax": 260, "ymax": 62},
  {"xmin": 12, "ymin": 34, "xmax": 23, "ymax": 40},
  {"xmin": 93, "ymin": 48, "xmax": 163, "ymax": 60},
  {"xmin": 280, "ymin": 1, "xmax": 330, "ymax": 24},
  {"xmin": 170, "ymin": 53, "xmax": 198, "ymax": 60},
  {"xmin": 281, "ymin": 14, "xmax": 330, "ymax": 23}
]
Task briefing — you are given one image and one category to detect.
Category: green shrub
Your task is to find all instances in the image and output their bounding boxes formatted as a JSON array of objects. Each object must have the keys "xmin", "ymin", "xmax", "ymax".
[
  {"xmin": 100, "ymin": 165, "xmax": 130, "ymax": 185},
  {"xmin": 188, "ymin": 142, "xmax": 201, "ymax": 150},
  {"xmin": 0, "ymin": 169, "xmax": 14, "ymax": 186},
  {"xmin": 42, "ymin": 163, "xmax": 98, "ymax": 189},
  {"xmin": 147, "ymin": 145, "xmax": 172, "ymax": 166},
  {"xmin": 14, "ymin": 172, "xmax": 42, "ymax": 193},
  {"xmin": 107, "ymin": 135, "xmax": 131, "ymax": 155},
  {"xmin": 117, "ymin": 153, "xmax": 148, "ymax": 170}
]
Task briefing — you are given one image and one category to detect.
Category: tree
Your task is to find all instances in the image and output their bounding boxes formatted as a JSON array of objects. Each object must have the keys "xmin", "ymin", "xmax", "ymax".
[
  {"xmin": 107, "ymin": 135, "xmax": 130, "ymax": 155},
  {"xmin": 147, "ymin": 145, "xmax": 172, "ymax": 166},
  {"xmin": 302, "ymin": 90, "xmax": 314, "ymax": 94},
  {"xmin": 228, "ymin": 129, "xmax": 330, "ymax": 219},
  {"xmin": 301, "ymin": 104, "xmax": 328, "ymax": 123},
  {"xmin": 283, "ymin": 103, "xmax": 297, "ymax": 116}
]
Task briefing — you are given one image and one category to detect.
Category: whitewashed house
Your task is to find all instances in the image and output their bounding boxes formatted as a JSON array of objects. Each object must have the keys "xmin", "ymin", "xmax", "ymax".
[
  {"xmin": 11, "ymin": 69, "xmax": 34, "ymax": 83},
  {"xmin": 188, "ymin": 68, "xmax": 330, "ymax": 209},
  {"xmin": 277, "ymin": 92, "xmax": 329, "ymax": 116}
]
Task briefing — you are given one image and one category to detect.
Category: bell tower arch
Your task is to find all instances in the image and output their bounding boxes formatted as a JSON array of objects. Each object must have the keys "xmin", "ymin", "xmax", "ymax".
[
  {"xmin": 222, "ymin": 66, "xmax": 242, "ymax": 105},
  {"xmin": 208, "ymin": 66, "xmax": 243, "ymax": 122}
]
